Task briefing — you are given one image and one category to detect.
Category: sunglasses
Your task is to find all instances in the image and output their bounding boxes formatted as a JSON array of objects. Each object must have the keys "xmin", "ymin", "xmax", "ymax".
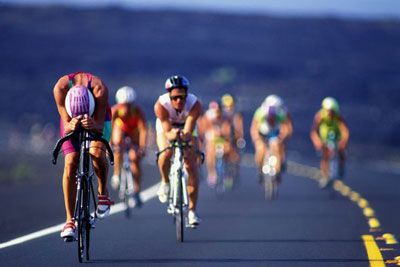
[{"xmin": 170, "ymin": 94, "xmax": 187, "ymax": 101}]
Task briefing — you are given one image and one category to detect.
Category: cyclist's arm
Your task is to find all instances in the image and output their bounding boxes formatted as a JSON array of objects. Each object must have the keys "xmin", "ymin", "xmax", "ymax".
[
  {"xmin": 81, "ymin": 77, "xmax": 108, "ymax": 133},
  {"xmin": 310, "ymin": 114, "xmax": 323, "ymax": 150},
  {"xmin": 285, "ymin": 112, "xmax": 294, "ymax": 138},
  {"xmin": 338, "ymin": 116, "xmax": 350, "ymax": 149},
  {"xmin": 250, "ymin": 117, "xmax": 262, "ymax": 144},
  {"xmin": 154, "ymin": 100, "xmax": 177, "ymax": 141},
  {"xmin": 53, "ymin": 76, "xmax": 82, "ymax": 133},
  {"xmin": 137, "ymin": 107, "xmax": 147, "ymax": 151},
  {"xmin": 233, "ymin": 112, "xmax": 244, "ymax": 140},
  {"xmin": 182, "ymin": 101, "xmax": 202, "ymax": 140}
]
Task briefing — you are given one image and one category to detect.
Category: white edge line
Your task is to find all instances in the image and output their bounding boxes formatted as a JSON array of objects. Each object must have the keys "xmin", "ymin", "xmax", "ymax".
[{"xmin": 0, "ymin": 183, "xmax": 160, "ymax": 250}]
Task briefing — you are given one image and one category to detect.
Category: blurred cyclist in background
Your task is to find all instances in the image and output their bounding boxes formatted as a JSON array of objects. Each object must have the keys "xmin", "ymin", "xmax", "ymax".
[
  {"xmin": 53, "ymin": 71, "xmax": 114, "ymax": 240},
  {"xmin": 111, "ymin": 86, "xmax": 147, "ymax": 207},
  {"xmin": 250, "ymin": 95, "xmax": 293, "ymax": 182},
  {"xmin": 154, "ymin": 75, "xmax": 202, "ymax": 226},
  {"xmin": 220, "ymin": 94, "xmax": 245, "ymax": 182},
  {"xmin": 310, "ymin": 97, "xmax": 349, "ymax": 188},
  {"xmin": 200, "ymin": 101, "xmax": 232, "ymax": 187}
]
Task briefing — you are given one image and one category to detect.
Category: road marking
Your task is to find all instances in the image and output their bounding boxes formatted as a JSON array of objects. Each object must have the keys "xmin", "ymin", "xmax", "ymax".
[
  {"xmin": 362, "ymin": 235, "xmax": 386, "ymax": 267},
  {"xmin": 0, "ymin": 183, "xmax": 159, "ymax": 250}
]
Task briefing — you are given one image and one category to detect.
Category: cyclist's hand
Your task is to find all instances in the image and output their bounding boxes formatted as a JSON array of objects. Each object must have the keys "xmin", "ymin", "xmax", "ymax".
[
  {"xmin": 81, "ymin": 114, "xmax": 97, "ymax": 131},
  {"xmin": 167, "ymin": 128, "xmax": 180, "ymax": 141},
  {"xmin": 180, "ymin": 131, "xmax": 192, "ymax": 143},
  {"xmin": 66, "ymin": 115, "xmax": 83, "ymax": 132}
]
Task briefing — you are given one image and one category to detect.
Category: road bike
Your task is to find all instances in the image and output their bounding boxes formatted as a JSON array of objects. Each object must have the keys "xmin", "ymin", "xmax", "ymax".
[
  {"xmin": 214, "ymin": 138, "xmax": 227, "ymax": 197},
  {"xmin": 118, "ymin": 137, "xmax": 136, "ymax": 218},
  {"xmin": 156, "ymin": 137, "xmax": 204, "ymax": 242},
  {"xmin": 53, "ymin": 129, "xmax": 114, "ymax": 262},
  {"xmin": 261, "ymin": 138, "xmax": 280, "ymax": 200}
]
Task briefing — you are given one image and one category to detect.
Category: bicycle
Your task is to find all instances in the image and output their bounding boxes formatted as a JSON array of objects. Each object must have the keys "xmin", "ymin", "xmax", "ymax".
[
  {"xmin": 118, "ymin": 137, "xmax": 136, "ymax": 218},
  {"xmin": 156, "ymin": 137, "xmax": 204, "ymax": 242},
  {"xmin": 321, "ymin": 131, "xmax": 340, "ymax": 198},
  {"xmin": 261, "ymin": 138, "xmax": 280, "ymax": 201},
  {"xmin": 214, "ymin": 138, "xmax": 227, "ymax": 197},
  {"xmin": 52, "ymin": 129, "xmax": 114, "ymax": 263}
]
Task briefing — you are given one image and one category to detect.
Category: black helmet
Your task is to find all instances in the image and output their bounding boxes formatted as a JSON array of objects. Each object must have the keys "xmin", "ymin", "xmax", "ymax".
[{"xmin": 165, "ymin": 75, "xmax": 190, "ymax": 91}]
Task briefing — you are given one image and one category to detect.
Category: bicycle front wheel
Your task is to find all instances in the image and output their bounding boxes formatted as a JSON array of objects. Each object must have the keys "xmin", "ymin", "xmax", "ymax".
[
  {"xmin": 77, "ymin": 183, "xmax": 85, "ymax": 263},
  {"xmin": 175, "ymin": 172, "xmax": 184, "ymax": 242}
]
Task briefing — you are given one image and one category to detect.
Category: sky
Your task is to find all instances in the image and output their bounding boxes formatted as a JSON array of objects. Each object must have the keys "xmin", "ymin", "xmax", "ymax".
[{"xmin": 1, "ymin": 0, "xmax": 400, "ymax": 19}]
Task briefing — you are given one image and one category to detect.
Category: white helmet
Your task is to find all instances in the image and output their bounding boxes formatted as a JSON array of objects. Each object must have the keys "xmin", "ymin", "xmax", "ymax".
[
  {"xmin": 115, "ymin": 86, "xmax": 136, "ymax": 104},
  {"xmin": 322, "ymin": 97, "xmax": 339, "ymax": 113},
  {"xmin": 263, "ymin": 94, "xmax": 283, "ymax": 108}
]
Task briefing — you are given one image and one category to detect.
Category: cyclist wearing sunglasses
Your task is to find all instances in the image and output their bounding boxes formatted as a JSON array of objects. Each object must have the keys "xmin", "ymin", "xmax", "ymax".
[
  {"xmin": 154, "ymin": 75, "xmax": 202, "ymax": 226},
  {"xmin": 53, "ymin": 72, "xmax": 114, "ymax": 240}
]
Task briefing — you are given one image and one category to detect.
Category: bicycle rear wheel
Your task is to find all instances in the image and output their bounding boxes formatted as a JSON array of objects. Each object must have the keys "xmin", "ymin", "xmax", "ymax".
[
  {"xmin": 264, "ymin": 175, "xmax": 277, "ymax": 200},
  {"xmin": 120, "ymin": 169, "xmax": 131, "ymax": 218}
]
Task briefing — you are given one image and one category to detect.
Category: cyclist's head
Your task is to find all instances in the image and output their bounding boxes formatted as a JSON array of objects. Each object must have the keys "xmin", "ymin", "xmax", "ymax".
[
  {"xmin": 263, "ymin": 94, "xmax": 283, "ymax": 108},
  {"xmin": 321, "ymin": 97, "xmax": 339, "ymax": 115},
  {"xmin": 221, "ymin": 93, "xmax": 235, "ymax": 109},
  {"xmin": 208, "ymin": 101, "xmax": 222, "ymax": 120},
  {"xmin": 265, "ymin": 105, "xmax": 278, "ymax": 125},
  {"xmin": 116, "ymin": 86, "xmax": 136, "ymax": 104},
  {"xmin": 165, "ymin": 75, "xmax": 189, "ymax": 92},
  {"xmin": 65, "ymin": 85, "xmax": 95, "ymax": 118}
]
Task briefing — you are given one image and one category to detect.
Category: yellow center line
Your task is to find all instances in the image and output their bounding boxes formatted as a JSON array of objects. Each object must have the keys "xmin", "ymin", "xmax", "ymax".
[{"xmin": 362, "ymin": 235, "xmax": 386, "ymax": 267}]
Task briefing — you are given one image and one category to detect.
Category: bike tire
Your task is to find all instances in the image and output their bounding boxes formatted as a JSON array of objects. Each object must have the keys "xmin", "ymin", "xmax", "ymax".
[
  {"xmin": 77, "ymin": 182, "xmax": 85, "ymax": 263},
  {"xmin": 264, "ymin": 175, "xmax": 276, "ymax": 201},
  {"xmin": 85, "ymin": 182, "xmax": 91, "ymax": 261},
  {"xmin": 175, "ymin": 171, "xmax": 184, "ymax": 242},
  {"xmin": 121, "ymin": 169, "xmax": 131, "ymax": 218}
]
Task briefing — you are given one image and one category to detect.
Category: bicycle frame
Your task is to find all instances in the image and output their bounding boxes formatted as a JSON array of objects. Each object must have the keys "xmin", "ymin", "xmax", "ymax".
[
  {"xmin": 119, "ymin": 139, "xmax": 135, "ymax": 217},
  {"xmin": 52, "ymin": 129, "xmax": 114, "ymax": 263},
  {"xmin": 262, "ymin": 138, "xmax": 280, "ymax": 200}
]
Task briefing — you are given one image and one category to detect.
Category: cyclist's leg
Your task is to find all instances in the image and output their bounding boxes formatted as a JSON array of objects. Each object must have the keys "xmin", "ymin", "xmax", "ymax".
[
  {"xmin": 111, "ymin": 125, "xmax": 124, "ymax": 178},
  {"xmin": 320, "ymin": 145, "xmax": 330, "ymax": 178},
  {"xmin": 254, "ymin": 139, "xmax": 266, "ymax": 176},
  {"xmin": 184, "ymin": 138, "xmax": 200, "ymax": 211},
  {"xmin": 205, "ymin": 136, "xmax": 217, "ymax": 186},
  {"xmin": 63, "ymin": 152, "xmax": 80, "ymax": 222},
  {"xmin": 90, "ymin": 142, "xmax": 109, "ymax": 195},
  {"xmin": 128, "ymin": 147, "xmax": 141, "ymax": 193},
  {"xmin": 338, "ymin": 148, "xmax": 346, "ymax": 179},
  {"xmin": 156, "ymin": 132, "xmax": 172, "ymax": 184}
]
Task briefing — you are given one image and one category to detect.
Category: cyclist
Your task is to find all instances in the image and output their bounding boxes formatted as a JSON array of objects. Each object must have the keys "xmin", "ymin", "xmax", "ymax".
[
  {"xmin": 220, "ymin": 94, "xmax": 244, "ymax": 183},
  {"xmin": 310, "ymin": 97, "xmax": 349, "ymax": 188},
  {"xmin": 154, "ymin": 75, "xmax": 202, "ymax": 226},
  {"xmin": 250, "ymin": 95, "xmax": 293, "ymax": 182},
  {"xmin": 53, "ymin": 71, "xmax": 114, "ymax": 240},
  {"xmin": 110, "ymin": 86, "xmax": 147, "ymax": 207},
  {"xmin": 200, "ymin": 101, "xmax": 232, "ymax": 187}
]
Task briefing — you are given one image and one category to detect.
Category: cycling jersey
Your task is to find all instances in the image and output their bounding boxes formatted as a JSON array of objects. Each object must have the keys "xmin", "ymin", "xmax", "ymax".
[
  {"xmin": 60, "ymin": 72, "xmax": 112, "ymax": 155},
  {"xmin": 155, "ymin": 93, "xmax": 198, "ymax": 135},
  {"xmin": 112, "ymin": 104, "xmax": 144, "ymax": 135},
  {"xmin": 317, "ymin": 109, "xmax": 341, "ymax": 143},
  {"xmin": 253, "ymin": 106, "xmax": 286, "ymax": 138}
]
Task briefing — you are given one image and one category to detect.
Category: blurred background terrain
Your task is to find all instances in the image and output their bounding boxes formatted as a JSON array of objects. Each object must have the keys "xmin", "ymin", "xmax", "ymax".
[{"xmin": 0, "ymin": 3, "xmax": 400, "ymax": 184}]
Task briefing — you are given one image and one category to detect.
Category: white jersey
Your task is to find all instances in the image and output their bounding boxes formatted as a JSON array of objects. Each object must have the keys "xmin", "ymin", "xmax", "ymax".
[{"xmin": 156, "ymin": 92, "xmax": 198, "ymax": 133}]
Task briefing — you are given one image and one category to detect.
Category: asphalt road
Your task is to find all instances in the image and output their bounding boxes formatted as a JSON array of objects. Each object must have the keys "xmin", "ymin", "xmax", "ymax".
[{"xmin": 0, "ymin": 154, "xmax": 399, "ymax": 266}]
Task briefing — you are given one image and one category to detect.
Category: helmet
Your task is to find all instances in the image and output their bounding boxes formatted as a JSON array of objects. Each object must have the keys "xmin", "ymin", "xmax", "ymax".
[
  {"xmin": 208, "ymin": 100, "xmax": 220, "ymax": 110},
  {"xmin": 116, "ymin": 86, "xmax": 136, "ymax": 104},
  {"xmin": 165, "ymin": 75, "xmax": 190, "ymax": 91},
  {"xmin": 221, "ymin": 93, "xmax": 234, "ymax": 108},
  {"xmin": 263, "ymin": 94, "xmax": 283, "ymax": 108},
  {"xmin": 65, "ymin": 85, "xmax": 95, "ymax": 118},
  {"xmin": 322, "ymin": 97, "xmax": 339, "ymax": 113}
]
